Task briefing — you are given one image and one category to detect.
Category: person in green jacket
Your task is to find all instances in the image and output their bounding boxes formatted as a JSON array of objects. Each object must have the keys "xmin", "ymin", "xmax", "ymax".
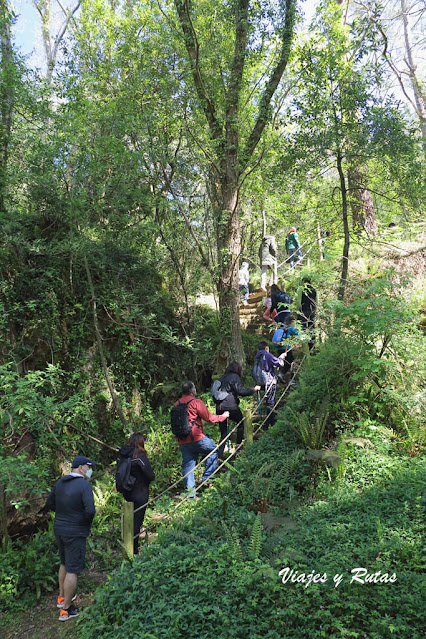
[{"xmin": 285, "ymin": 227, "xmax": 302, "ymax": 269}]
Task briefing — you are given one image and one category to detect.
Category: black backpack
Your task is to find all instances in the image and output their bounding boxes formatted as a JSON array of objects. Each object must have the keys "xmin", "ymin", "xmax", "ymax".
[
  {"xmin": 115, "ymin": 454, "xmax": 136, "ymax": 494},
  {"xmin": 252, "ymin": 353, "xmax": 268, "ymax": 385},
  {"xmin": 277, "ymin": 291, "xmax": 292, "ymax": 307},
  {"xmin": 170, "ymin": 399, "xmax": 195, "ymax": 439}
]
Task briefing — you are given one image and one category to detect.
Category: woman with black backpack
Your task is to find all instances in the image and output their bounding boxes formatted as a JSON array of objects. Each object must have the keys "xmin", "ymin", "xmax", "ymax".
[
  {"xmin": 214, "ymin": 362, "xmax": 260, "ymax": 459},
  {"xmin": 270, "ymin": 284, "xmax": 293, "ymax": 325},
  {"xmin": 116, "ymin": 433, "xmax": 155, "ymax": 554}
]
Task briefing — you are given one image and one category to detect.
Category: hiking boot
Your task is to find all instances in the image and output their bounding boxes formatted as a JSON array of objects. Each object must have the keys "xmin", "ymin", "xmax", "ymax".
[
  {"xmin": 59, "ymin": 605, "xmax": 79, "ymax": 621},
  {"xmin": 57, "ymin": 594, "xmax": 77, "ymax": 608}
]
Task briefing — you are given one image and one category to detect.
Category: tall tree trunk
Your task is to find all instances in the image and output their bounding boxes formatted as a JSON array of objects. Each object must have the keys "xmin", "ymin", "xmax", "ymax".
[
  {"xmin": 0, "ymin": 481, "xmax": 8, "ymax": 549},
  {"xmin": 0, "ymin": 0, "xmax": 13, "ymax": 213},
  {"xmin": 348, "ymin": 165, "xmax": 377, "ymax": 237},
  {"xmin": 33, "ymin": 0, "xmax": 81, "ymax": 82},
  {"xmin": 216, "ymin": 172, "xmax": 243, "ymax": 368},
  {"xmin": 174, "ymin": 0, "xmax": 296, "ymax": 369},
  {"xmin": 337, "ymin": 153, "xmax": 350, "ymax": 301},
  {"xmin": 400, "ymin": 0, "xmax": 426, "ymax": 141}
]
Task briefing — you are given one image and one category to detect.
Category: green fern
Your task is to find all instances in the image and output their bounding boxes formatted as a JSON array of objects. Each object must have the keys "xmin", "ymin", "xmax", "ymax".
[
  {"xmin": 376, "ymin": 425, "xmax": 398, "ymax": 439},
  {"xmin": 247, "ymin": 512, "xmax": 262, "ymax": 561},
  {"xmin": 290, "ymin": 408, "xmax": 328, "ymax": 449},
  {"xmin": 402, "ymin": 417, "xmax": 426, "ymax": 447},
  {"xmin": 223, "ymin": 523, "xmax": 243, "ymax": 562}
]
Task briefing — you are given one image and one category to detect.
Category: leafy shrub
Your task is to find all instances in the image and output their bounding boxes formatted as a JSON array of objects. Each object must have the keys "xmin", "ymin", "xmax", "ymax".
[
  {"xmin": 287, "ymin": 408, "xmax": 329, "ymax": 449},
  {"xmin": 0, "ymin": 523, "xmax": 59, "ymax": 611},
  {"xmin": 78, "ymin": 449, "xmax": 425, "ymax": 639}
]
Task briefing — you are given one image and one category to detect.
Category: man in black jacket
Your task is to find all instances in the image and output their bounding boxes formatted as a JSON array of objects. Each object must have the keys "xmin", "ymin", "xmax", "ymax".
[
  {"xmin": 45, "ymin": 455, "xmax": 96, "ymax": 621},
  {"xmin": 297, "ymin": 277, "xmax": 317, "ymax": 351}
]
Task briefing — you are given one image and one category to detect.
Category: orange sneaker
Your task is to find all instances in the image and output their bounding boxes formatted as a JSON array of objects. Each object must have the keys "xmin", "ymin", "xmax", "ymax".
[
  {"xmin": 57, "ymin": 594, "xmax": 77, "ymax": 608},
  {"xmin": 59, "ymin": 605, "xmax": 79, "ymax": 621}
]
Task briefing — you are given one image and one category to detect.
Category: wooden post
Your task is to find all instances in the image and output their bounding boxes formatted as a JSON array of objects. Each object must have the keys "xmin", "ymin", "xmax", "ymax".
[
  {"xmin": 243, "ymin": 409, "xmax": 253, "ymax": 447},
  {"xmin": 122, "ymin": 501, "xmax": 134, "ymax": 560}
]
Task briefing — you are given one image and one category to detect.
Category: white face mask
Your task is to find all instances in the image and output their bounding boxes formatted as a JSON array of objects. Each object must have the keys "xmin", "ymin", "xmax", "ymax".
[{"xmin": 85, "ymin": 467, "xmax": 93, "ymax": 479}]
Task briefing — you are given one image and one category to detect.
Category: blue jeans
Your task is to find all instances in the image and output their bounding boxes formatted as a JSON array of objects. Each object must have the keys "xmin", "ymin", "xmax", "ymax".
[
  {"xmin": 179, "ymin": 436, "xmax": 217, "ymax": 493},
  {"xmin": 288, "ymin": 249, "xmax": 302, "ymax": 268},
  {"xmin": 239, "ymin": 284, "xmax": 249, "ymax": 303}
]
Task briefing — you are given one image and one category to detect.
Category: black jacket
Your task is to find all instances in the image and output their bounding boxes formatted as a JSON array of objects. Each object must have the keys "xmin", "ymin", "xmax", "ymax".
[
  {"xmin": 300, "ymin": 284, "xmax": 317, "ymax": 319},
  {"xmin": 118, "ymin": 446, "xmax": 155, "ymax": 505},
  {"xmin": 215, "ymin": 372, "xmax": 255, "ymax": 411},
  {"xmin": 45, "ymin": 475, "xmax": 95, "ymax": 538}
]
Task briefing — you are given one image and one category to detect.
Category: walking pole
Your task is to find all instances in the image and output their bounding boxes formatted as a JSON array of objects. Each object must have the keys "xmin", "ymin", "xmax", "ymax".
[{"xmin": 226, "ymin": 418, "xmax": 230, "ymax": 454}]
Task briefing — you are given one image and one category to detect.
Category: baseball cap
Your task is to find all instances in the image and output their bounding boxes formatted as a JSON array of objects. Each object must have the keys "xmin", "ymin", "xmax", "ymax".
[{"xmin": 71, "ymin": 455, "xmax": 97, "ymax": 468}]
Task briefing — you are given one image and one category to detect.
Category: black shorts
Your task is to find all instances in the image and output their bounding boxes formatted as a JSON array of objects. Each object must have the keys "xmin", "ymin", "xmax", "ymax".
[{"xmin": 55, "ymin": 535, "xmax": 87, "ymax": 574}]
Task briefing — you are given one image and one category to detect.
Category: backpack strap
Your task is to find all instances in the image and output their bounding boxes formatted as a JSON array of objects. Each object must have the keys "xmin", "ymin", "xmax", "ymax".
[{"xmin": 183, "ymin": 397, "xmax": 197, "ymax": 439}]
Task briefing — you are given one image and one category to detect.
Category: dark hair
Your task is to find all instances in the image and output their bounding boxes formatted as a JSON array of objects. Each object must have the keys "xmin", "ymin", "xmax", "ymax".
[
  {"xmin": 182, "ymin": 380, "xmax": 196, "ymax": 395},
  {"xmin": 284, "ymin": 315, "xmax": 294, "ymax": 325},
  {"xmin": 128, "ymin": 432, "xmax": 147, "ymax": 459},
  {"xmin": 258, "ymin": 340, "xmax": 268, "ymax": 350},
  {"xmin": 270, "ymin": 284, "xmax": 280, "ymax": 294},
  {"xmin": 302, "ymin": 277, "xmax": 311, "ymax": 284},
  {"xmin": 225, "ymin": 361, "xmax": 242, "ymax": 377}
]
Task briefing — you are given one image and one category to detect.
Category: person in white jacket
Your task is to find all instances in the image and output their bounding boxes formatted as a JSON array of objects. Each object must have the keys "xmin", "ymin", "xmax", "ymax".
[{"xmin": 238, "ymin": 261, "xmax": 250, "ymax": 305}]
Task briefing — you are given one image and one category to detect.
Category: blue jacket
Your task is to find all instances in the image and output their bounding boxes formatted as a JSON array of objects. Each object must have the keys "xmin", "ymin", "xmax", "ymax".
[
  {"xmin": 276, "ymin": 325, "xmax": 299, "ymax": 351},
  {"xmin": 45, "ymin": 474, "xmax": 95, "ymax": 537}
]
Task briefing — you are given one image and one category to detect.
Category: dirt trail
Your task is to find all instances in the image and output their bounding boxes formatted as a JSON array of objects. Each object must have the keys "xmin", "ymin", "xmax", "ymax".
[{"xmin": 1, "ymin": 573, "xmax": 106, "ymax": 639}]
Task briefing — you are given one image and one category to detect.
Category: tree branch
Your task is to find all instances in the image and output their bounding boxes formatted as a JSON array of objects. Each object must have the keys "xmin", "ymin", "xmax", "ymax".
[
  {"xmin": 160, "ymin": 163, "xmax": 213, "ymax": 275},
  {"xmin": 240, "ymin": 0, "xmax": 296, "ymax": 170},
  {"xmin": 83, "ymin": 255, "xmax": 130, "ymax": 431},
  {"xmin": 174, "ymin": 0, "xmax": 223, "ymax": 142}
]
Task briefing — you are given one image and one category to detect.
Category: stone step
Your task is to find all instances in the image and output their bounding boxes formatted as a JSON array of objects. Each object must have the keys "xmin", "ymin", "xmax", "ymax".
[
  {"xmin": 247, "ymin": 293, "xmax": 264, "ymax": 304},
  {"xmin": 239, "ymin": 306, "xmax": 261, "ymax": 315}
]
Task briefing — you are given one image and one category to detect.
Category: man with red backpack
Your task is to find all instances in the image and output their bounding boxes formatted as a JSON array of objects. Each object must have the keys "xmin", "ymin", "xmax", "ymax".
[{"xmin": 171, "ymin": 381, "xmax": 229, "ymax": 497}]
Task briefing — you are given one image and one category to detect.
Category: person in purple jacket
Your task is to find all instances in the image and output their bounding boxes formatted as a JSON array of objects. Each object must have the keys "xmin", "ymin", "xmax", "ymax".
[{"xmin": 254, "ymin": 341, "xmax": 286, "ymax": 429}]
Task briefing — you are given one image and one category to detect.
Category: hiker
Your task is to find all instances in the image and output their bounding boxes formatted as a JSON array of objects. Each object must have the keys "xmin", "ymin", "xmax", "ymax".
[
  {"xmin": 270, "ymin": 284, "xmax": 293, "ymax": 325},
  {"xmin": 263, "ymin": 284, "xmax": 278, "ymax": 323},
  {"xmin": 174, "ymin": 381, "xmax": 229, "ymax": 496},
  {"xmin": 285, "ymin": 227, "xmax": 302, "ymax": 269},
  {"xmin": 297, "ymin": 277, "xmax": 317, "ymax": 351},
  {"xmin": 45, "ymin": 455, "xmax": 96, "ymax": 622},
  {"xmin": 117, "ymin": 433, "xmax": 155, "ymax": 554},
  {"xmin": 275, "ymin": 315, "xmax": 299, "ymax": 383},
  {"xmin": 213, "ymin": 362, "xmax": 260, "ymax": 459},
  {"xmin": 253, "ymin": 341, "xmax": 286, "ymax": 429},
  {"xmin": 259, "ymin": 235, "xmax": 278, "ymax": 290},
  {"xmin": 239, "ymin": 261, "xmax": 250, "ymax": 305}
]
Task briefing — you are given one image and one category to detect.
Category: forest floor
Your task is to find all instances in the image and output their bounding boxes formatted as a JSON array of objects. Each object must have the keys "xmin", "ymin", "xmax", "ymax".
[{"xmin": 1, "ymin": 571, "xmax": 106, "ymax": 639}]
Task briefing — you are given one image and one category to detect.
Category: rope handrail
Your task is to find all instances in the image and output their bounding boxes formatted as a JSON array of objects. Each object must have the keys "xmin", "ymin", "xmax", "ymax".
[
  {"xmin": 276, "ymin": 216, "xmax": 341, "ymax": 273},
  {"xmin": 132, "ymin": 382, "xmax": 275, "ymax": 515},
  {"xmin": 131, "ymin": 355, "xmax": 306, "ymax": 539}
]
